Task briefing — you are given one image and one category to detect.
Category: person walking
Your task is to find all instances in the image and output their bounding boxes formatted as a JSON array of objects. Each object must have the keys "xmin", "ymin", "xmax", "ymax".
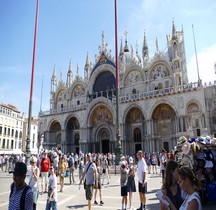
[
  {"xmin": 68, "ymin": 153, "xmax": 75, "ymax": 184},
  {"xmin": 78, "ymin": 157, "xmax": 84, "ymax": 181},
  {"xmin": 136, "ymin": 150, "xmax": 147, "ymax": 210},
  {"xmin": 79, "ymin": 153, "xmax": 98, "ymax": 210},
  {"xmin": 59, "ymin": 155, "xmax": 67, "ymax": 192},
  {"xmin": 8, "ymin": 162, "xmax": 33, "ymax": 210},
  {"xmin": 120, "ymin": 162, "xmax": 129, "ymax": 210},
  {"xmin": 29, "ymin": 156, "xmax": 40, "ymax": 210},
  {"xmin": 94, "ymin": 159, "xmax": 104, "ymax": 205},
  {"xmin": 160, "ymin": 149, "xmax": 167, "ymax": 182},
  {"xmin": 151, "ymin": 152, "xmax": 158, "ymax": 174},
  {"xmin": 127, "ymin": 159, "xmax": 136, "ymax": 210},
  {"xmin": 40, "ymin": 150, "xmax": 50, "ymax": 194},
  {"xmin": 45, "ymin": 165, "xmax": 58, "ymax": 210},
  {"xmin": 101, "ymin": 155, "xmax": 110, "ymax": 185}
]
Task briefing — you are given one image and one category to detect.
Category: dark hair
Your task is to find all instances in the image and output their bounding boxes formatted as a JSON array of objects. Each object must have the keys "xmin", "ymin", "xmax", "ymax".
[
  {"xmin": 162, "ymin": 160, "xmax": 179, "ymax": 190},
  {"xmin": 178, "ymin": 167, "xmax": 200, "ymax": 191}
]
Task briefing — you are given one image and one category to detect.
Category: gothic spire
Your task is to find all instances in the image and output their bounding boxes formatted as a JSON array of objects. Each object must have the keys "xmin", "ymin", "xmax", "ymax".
[
  {"xmin": 142, "ymin": 31, "xmax": 149, "ymax": 59},
  {"xmin": 51, "ymin": 65, "xmax": 57, "ymax": 93},
  {"xmin": 66, "ymin": 59, "xmax": 73, "ymax": 87},
  {"xmin": 124, "ymin": 30, "xmax": 129, "ymax": 53},
  {"xmin": 172, "ymin": 20, "xmax": 177, "ymax": 41},
  {"xmin": 52, "ymin": 65, "xmax": 56, "ymax": 79}
]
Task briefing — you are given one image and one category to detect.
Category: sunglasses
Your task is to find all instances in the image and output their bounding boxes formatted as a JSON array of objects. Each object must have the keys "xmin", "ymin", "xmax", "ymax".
[{"xmin": 49, "ymin": 167, "xmax": 54, "ymax": 170}]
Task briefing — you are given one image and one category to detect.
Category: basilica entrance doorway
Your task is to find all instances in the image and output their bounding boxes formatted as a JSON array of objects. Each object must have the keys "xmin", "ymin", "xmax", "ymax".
[
  {"xmin": 98, "ymin": 128, "xmax": 110, "ymax": 154},
  {"xmin": 102, "ymin": 139, "xmax": 109, "ymax": 154}
]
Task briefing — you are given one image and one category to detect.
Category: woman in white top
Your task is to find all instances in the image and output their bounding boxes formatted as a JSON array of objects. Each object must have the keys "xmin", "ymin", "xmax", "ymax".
[
  {"xmin": 29, "ymin": 156, "xmax": 40, "ymax": 210},
  {"xmin": 168, "ymin": 167, "xmax": 202, "ymax": 210}
]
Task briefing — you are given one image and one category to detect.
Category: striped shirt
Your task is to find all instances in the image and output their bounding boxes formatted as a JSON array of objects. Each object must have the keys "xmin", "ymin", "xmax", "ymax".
[{"xmin": 8, "ymin": 183, "xmax": 33, "ymax": 210}]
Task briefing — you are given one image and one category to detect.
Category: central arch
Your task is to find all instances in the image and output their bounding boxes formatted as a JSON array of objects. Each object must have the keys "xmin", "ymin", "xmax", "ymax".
[{"xmin": 151, "ymin": 103, "xmax": 176, "ymax": 152}]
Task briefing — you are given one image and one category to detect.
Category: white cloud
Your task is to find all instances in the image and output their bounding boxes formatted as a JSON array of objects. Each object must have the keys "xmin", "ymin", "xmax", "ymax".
[{"xmin": 187, "ymin": 44, "xmax": 216, "ymax": 83}]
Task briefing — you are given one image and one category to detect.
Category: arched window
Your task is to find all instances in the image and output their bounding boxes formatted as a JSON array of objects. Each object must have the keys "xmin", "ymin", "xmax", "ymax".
[{"xmin": 19, "ymin": 131, "xmax": 22, "ymax": 139}]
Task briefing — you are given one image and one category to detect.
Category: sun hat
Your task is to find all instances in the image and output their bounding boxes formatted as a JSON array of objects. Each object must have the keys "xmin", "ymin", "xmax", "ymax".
[
  {"xmin": 181, "ymin": 141, "xmax": 191, "ymax": 155},
  {"xmin": 191, "ymin": 142, "xmax": 201, "ymax": 156}
]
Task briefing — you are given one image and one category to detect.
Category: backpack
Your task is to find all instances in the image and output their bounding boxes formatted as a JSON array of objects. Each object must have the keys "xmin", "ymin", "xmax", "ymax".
[
  {"xmin": 68, "ymin": 157, "xmax": 74, "ymax": 168},
  {"xmin": 10, "ymin": 183, "xmax": 31, "ymax": 210}
]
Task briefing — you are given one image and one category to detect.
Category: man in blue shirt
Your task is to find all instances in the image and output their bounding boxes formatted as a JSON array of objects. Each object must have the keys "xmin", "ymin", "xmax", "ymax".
[{"xmin": 8, "ymin": 161, "xmax": 33, "ymax": 210}]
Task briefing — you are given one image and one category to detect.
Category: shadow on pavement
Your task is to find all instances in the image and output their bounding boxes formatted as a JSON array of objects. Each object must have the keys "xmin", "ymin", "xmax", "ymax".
[
  {"xmin": 66, "ymin": 204, "xmax": 88, "ymax": 209},
  {"xmin": 147, "ymin": 203, "xmax": 160, "ymax": 210}
]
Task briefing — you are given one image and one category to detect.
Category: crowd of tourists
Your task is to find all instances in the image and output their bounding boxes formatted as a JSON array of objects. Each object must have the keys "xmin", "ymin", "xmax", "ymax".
[{"xmin": 4, "ymin": 146, "xmax": 203, "ymax": 210}]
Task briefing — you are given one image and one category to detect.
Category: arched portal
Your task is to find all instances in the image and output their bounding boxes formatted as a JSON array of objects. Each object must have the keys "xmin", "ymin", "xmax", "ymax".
[
  {"xmin": 152, "ymin": 103, "xmax": 176, "ymax": 152},
  {"xmin": 125, "ymin": 107, "xmax": 144, "ymax": 155},
  {"xmin": 49, "ymin": 121, "xmax": 61, "ymax": 149},
  {"xmin": 66, "ymin": 117, "xmax": 80, "ymax": 154},
  {"xmin": 88, "ymin": 104, "xmax": 114, "ymax": 153}
]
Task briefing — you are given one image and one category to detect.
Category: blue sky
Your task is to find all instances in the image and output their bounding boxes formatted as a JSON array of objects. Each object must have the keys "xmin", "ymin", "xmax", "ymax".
[{"xmin": 0, "ymin": 0, "xmax": 216, "ymax": 116}]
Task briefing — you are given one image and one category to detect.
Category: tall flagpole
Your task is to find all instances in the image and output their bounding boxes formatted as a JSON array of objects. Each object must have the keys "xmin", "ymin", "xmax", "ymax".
[
  {"xmin": 26, "ymin": 0, "xmax": 39, "ymax": 164},
  {"xmin": 192, "ymin": 24, "xmax": 200, "ymax": 84},
  {"xmin": 114, "ymin": 0, "xmax": 121, "ymax": 167}
]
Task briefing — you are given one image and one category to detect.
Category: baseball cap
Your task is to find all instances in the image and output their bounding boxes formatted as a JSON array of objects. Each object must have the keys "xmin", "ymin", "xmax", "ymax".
[{"xmin": 9, "ymin": 162, "xmax": 27, "ymax": 176}]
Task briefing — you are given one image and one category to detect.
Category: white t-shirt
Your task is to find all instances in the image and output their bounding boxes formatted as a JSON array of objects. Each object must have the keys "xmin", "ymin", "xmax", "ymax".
[
  {"xmin": 137, "ymin": 158, "xmax": 147, "ymax": 183},
  {"xmin": 48, "ymin": 174, "xmax": 57, "ymax": 202},
  {"xmin": 179, "ymin": 192, "xmax": 202, "ymax": 210}
]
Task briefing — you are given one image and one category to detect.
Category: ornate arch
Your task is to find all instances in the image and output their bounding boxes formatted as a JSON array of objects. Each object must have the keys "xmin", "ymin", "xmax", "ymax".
[
  {"xmin": 87, "ymin": 64, "xmax": 116, "ymax": 94},
  {"xmin": 89, "ymin": 104, "xmax": 113, "ymax": 127},
  {"xmin": 122, "ymin": 65, "xmax": 144, "ymax": 87},
  {"xmin": 148, "ymin": 60, "xmax": 172, "ymax": 81},
  {"xmin": 152, "ymin": 103, "xmax": 176, "ymax": 120},
  {"xmin": 125, "ymin": 107, "xmax": 144, "ymax": 123},
  {"xmin": 85, "ymin": 98, "xmax": 115, "ymax": 127}
]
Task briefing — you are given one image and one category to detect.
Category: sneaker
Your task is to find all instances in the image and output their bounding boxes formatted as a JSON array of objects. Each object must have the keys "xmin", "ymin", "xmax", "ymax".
[
  {"xmin": 100, "ymin": 201, "xmax": 104, "ymax": 205},
  {"xmin": 94, "ymin": 200, "xmax": 98, "ymax": 205},
  {"xmin": 136, "ymin": 207, "xmax": 142, "ymax": 210}
]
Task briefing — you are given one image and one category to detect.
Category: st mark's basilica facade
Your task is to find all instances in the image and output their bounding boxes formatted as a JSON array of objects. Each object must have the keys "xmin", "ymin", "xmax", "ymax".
[{"xmin": 38, "ymin": 22, "xmax": 216, "ymax": 155}]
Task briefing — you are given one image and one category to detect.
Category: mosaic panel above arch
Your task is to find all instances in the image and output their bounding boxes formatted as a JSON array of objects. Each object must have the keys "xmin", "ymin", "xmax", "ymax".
[
  {"xmin": 152, "ymin": 103, "xmax": 176, "ymax": 120},
  {"xmin": 90, "ymin": 105, "xmax": 113, "ymax": 126},
  {"xmin": 72, "ymin": 84, "xmax": 85, "ymax": 97},
  {"xmin": 125, "ymin": 107, "xmax": 144, "ymax": 123},
  {"xmin": 125, "ymin": 70, "xmax": 143, "ymax": 86},
  {"xmin": 187, "ymin": 102, "xmax": 199, "ymax": 113},
  {"xmin": 150, "ymin": 64, "xmax": 169, "ymax": 80},
  {"xmin": 50, "ymin": 121, "xmax": 61, "ymax": 131},
  {"xmin": 66, "ymin": 117, "xmax": 80, "ymax": 130},
  {"xmin": 57, "ymin": 90, "xmax": 66, "ymax": 102}
]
